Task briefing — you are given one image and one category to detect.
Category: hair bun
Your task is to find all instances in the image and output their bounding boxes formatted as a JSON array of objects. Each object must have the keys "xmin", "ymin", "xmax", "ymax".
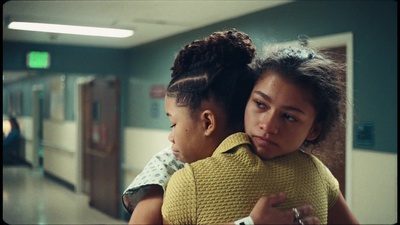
[{"xmin": 171, "ymin": 28, "xmax": 255, "ymax": 77}]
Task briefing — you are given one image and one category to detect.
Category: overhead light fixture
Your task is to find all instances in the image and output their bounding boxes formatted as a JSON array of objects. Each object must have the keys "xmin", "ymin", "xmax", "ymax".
[{"xmin": 8, "ymin": 21, "xmax": 134, "ymax": 38}]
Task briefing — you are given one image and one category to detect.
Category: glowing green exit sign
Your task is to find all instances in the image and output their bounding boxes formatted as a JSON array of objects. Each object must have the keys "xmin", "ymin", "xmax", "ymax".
[{"xmin": 26, "ymin": 51, "xmax": 51, "ymax": 69}]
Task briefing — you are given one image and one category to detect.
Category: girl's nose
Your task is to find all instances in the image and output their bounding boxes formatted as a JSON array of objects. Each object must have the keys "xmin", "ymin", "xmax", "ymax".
[
  {"xmin": 168, "ymin": 132, "xmax": 174, "ymax": 143},
  {"xmin": 259, "ymin": 112, "xmax": 279, "ymax": 135}
]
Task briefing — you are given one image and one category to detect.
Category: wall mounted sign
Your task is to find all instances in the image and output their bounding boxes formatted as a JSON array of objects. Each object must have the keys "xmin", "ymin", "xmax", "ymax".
[
  {"xmin": 149, "ymin": 85, "xmax": 166, "ymax": 99},
  {"xmin": 355, "ymin": 122, "xmax": 374, "ymax": 147},
  {"xmin": 26, "ymin": 51, "xmax": 51, "ymax": 69}
]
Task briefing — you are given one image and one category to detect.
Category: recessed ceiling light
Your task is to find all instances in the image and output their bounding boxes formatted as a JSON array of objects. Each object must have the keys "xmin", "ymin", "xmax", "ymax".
[{"xmin": 8, "ymin": 21, "xmax": 134, "ymax": 38}]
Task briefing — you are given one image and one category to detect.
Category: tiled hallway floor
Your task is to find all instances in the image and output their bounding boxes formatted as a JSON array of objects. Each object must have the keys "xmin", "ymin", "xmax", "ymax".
[{"xmin": 3, "ymin": 165, "xmax": 127, "ymax": 225}]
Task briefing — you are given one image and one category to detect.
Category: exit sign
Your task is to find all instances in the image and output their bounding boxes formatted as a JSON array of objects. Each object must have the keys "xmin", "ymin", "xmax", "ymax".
[{"xmin": 26, "ymin": 51, "xmax": 51, "ymax": 69}]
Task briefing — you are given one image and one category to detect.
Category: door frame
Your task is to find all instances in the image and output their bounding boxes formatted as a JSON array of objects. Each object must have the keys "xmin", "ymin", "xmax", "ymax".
[
  {"xmin": 76, "ymin": 76, "xmax": 95, "ymax": 193},
  {"xmin": 32, "ymin": 85, "xmax": 44, "ymax": 169},
  {"xmin": 272, "ymin": 32, "xmax": 354, "ymax": 207},
  {"xmin": 308, "ymin": 32, "xmax": 354, "ymax": 208}
]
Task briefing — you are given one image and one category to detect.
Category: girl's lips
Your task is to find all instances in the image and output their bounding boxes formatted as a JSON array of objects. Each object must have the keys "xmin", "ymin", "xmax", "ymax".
[
  {"xmin": 172, "ymin": 150, "xmax": 179, "ymax": 157},
  {"xmin": 253, "ymin": 136, "xmax": 277, "ymax": 147}
]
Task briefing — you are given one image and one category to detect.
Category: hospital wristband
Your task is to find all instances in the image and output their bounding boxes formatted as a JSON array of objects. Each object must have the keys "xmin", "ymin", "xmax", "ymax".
[{"xmin": 234, "ymin": 216, "xmax": 254, "ymax": 225}]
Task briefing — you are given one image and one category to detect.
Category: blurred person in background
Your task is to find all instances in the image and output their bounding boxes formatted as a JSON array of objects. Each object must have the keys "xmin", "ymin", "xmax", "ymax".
[{"xmin": 3, "ymin": 116, "xmax": 21, "ymax": 163}]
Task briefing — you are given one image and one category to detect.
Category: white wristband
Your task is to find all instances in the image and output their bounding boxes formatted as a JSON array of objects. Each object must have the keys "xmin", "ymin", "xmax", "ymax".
[{"xmin": 234, "ymin": 216, "xmax": 254, "ymax": 225}]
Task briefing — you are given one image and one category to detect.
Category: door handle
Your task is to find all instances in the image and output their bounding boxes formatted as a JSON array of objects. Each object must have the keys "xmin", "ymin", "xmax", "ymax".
[{"xmin": 86, "ymin": 148, "xmax": 111, "ymax": 157}]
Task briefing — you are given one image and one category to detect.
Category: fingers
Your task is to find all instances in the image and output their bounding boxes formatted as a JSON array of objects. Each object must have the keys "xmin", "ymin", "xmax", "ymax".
[
  {"xmin": 250, "ymin": 193, "xmax": 290, "ymax": 225},
  {"xmin": 253, "ymin": 192, "xmax": 286, "ymax": 209},
  {"xmin": 250, "ymin": 194, "xmax": 321, "ymax": 225},
  {"xmin": 291, "ymin": 205, "xmax": 319, "ymax": 225},
  {"xmin": 295, "ymin": 204, "xmax": 314, "ymax": 219},
  {"xmin": 268, "ymin": 192, "xmax": 287, "ymax": 207},
  {"xmin": 297, "ymin": 216, "xmax": 320, "ymax": 225}
]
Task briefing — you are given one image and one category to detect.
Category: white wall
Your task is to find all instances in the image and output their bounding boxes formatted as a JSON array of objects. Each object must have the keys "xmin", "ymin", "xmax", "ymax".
[
  {"xmin": 42, "ymin": 119, "xmax": 78, "ymax": 186},
  {"xmin": 351, "ymin": 149, "xmax": 397, "ymax": 224},
  {"xmin": 122, "ymin": 127, "xmax": 171, "ymax": 189}
]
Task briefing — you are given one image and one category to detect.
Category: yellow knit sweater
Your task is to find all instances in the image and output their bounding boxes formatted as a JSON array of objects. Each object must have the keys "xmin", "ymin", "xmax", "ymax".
[{"xmin": 162, "ymin": 132, "xmax": 339, "ymax": 225}]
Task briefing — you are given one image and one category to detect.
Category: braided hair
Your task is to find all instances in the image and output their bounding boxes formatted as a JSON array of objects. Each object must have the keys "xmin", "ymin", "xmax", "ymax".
[{"xmin": 167, "ymin": 29, "xmax": 256, "ymax": 130}]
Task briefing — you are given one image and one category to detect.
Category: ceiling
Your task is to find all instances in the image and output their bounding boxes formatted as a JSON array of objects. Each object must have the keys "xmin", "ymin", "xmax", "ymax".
[
  {"xmin": 3, "ymin": 0, "xmax": 292, "ymax": 83},
  {"xmin": 3, "ymin": 0, "xmax": 292, "ymax": 48}
]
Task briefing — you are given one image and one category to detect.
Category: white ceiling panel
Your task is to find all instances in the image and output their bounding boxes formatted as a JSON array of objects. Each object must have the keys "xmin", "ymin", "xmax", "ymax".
[{"xmin": 3, "ymin": 0, "xmax": 292, "ymax": 48}]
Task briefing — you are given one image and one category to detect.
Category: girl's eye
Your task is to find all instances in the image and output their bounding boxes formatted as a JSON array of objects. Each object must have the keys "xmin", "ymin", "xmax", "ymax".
[
  {"xmin": 283, "ymin": 113, "xmax": 297, "ymax": 122},
  {"xmin": 170, "ymin": 124, "xmax": 176, "ymax": 129},
  {"xmin": 255, "ymin": 100, "xmax": 266, "ymax": 109}
]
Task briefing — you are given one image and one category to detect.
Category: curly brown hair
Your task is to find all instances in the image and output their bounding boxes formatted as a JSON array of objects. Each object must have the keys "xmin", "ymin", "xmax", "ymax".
[{"xmin": 254, "ymin": 45, "xmax": 346, "ymax": 147}]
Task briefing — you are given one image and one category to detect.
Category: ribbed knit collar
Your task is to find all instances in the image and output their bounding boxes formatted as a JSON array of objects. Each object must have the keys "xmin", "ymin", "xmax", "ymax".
[{"xmin": 213, "ymin": 132, "xmax": 251, "ymax": 156}]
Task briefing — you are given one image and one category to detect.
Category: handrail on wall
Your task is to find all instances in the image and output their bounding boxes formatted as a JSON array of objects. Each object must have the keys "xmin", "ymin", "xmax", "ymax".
[{"xmin": 41, "ymin": 140, "xmax": 75, "ymax": 154}]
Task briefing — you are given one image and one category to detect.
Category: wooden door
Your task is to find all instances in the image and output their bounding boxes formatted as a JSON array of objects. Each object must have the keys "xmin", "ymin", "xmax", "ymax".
[
  {"xmin": 82, "ymin": 77, "xmax": 121, "ymax": 218},
  {"xmin": 82, "ymin": 82, "xmax": 92, "ymax": 194},
  {"xmin": 305, "ymin": 46, "xmax": 347, "ymax": 197}
]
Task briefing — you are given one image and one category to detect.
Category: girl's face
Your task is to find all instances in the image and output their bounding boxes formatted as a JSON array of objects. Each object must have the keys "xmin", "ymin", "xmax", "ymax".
[
  {"xmin": 244, "ymin": 71, "xmax": 321, "ymax": 160},
  {"xmin": 165, "ymin": 96, "xmax": 214, "ymax": 163}
]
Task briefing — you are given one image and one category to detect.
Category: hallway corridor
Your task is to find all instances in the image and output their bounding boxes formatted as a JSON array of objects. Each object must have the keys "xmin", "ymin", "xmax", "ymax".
[{"xmin": 3, "ymin": 164, "xmax": 127, "ymax": 225}]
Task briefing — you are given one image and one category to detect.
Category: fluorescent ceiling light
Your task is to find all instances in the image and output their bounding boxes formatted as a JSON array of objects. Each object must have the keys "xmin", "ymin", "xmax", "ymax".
[{"xmin": 8, "ymin": 21, "xmax": 134, "ymax": 38}]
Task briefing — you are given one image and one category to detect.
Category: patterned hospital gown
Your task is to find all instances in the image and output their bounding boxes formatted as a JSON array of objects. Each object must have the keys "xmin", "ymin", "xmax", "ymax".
[{"xmin": 122, "ymin": 146, "xmax": 184, "ymax": 213}]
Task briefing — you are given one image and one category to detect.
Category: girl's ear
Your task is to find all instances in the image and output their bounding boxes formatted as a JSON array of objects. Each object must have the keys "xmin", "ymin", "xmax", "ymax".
[
  {"xmin": 306, "ymin": 123, "xmax": 322, "ymax": 141},
  {"xmin": 201, "ymin": 110, "xmax": 216, "ymax": 136}
]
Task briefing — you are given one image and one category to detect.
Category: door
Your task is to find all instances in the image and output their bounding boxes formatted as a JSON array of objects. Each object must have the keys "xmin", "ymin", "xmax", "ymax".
[
  {"xmin": 305, "ymin": 46, "xmax": 347, "ymax": 197},
  {"xmin": 82, "ymin": 76, "xmax": 121, "ymax": 218}
]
